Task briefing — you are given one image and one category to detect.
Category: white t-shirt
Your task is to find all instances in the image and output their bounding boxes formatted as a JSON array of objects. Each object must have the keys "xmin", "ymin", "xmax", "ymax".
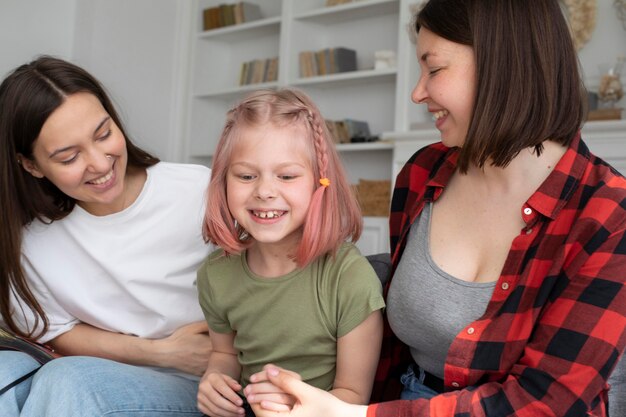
[{"xmin": 13, "ymin": 162, "xmax": 213, "ymax": 343}]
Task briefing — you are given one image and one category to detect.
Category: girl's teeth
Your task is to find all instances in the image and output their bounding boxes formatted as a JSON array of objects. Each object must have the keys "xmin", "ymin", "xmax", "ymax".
[{"xmin": 254, "ymin": 210, "xmax": 282, "ymax": 219}]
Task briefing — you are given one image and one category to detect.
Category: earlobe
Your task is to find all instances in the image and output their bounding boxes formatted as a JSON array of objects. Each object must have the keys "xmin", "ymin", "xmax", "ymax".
[{"xmin": 17, "ymin": 154, "xmax": 45, "ymax": 179}]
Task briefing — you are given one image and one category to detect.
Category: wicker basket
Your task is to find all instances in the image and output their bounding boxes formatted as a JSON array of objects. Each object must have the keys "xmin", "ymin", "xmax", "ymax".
[{"xmin": 354, "ymin": 179, "xmax": 391, "ymax": 217}]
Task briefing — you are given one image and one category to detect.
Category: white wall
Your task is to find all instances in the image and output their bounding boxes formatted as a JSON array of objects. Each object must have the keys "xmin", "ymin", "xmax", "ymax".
[
  {"xmin": 1, "ymin": 0, "xmax": 624, "ymax": 160},
  {"xmin": 0, "ymin": 0, "xmax": 191, "ymax": 162},
  {"xmin": 72, "ymin": 0, "xmax": 192, "ymax": 161},
  {"xmin": 0, "ymin": 0, "xmax": 76, "ymax": 79}
]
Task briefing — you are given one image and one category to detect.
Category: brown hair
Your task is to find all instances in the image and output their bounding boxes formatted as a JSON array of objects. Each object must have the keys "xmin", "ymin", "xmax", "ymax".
[
  {"xmin": 415, "ymin": 0, "xmax": 586, "ymax": 172},
  {"xmin": 0, "ymin": 56, "xmax": 159, "ymax": 338},
  {"xmin": 203, "ymin": 88, "xmax": 362, "ymax": 267}
]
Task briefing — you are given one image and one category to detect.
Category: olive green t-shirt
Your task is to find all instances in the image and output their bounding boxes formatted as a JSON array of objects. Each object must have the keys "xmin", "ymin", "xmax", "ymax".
[{"xmin": 197, "ymin": 243, "xmax": 385, "ymax": 390}]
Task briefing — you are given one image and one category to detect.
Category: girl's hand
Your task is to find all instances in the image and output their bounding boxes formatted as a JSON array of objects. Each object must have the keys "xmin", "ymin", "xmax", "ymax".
[
  {"xmin": 197, "ymin": 372, "xmax": 244, "ymax": 417},
  {"xmin": 158, "ymin": 321, "xmax": 212, "ymax": 375},
  {"xmin": 260, "ymin": 365, "xmax": 367, "ymax": 417},
  {"xmin": 244, "ymin": 364, "xmax": 302, "ymax": 412}
]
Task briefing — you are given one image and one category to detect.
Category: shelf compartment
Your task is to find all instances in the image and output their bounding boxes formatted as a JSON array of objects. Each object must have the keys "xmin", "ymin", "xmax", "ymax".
[
  {"xmin": 197, "ymin": 16, "xmax": 281, "ymax": 42},
  {"xmin": 292, "ymin": 67, "xmax": 396, "ymax": 88},
  {"xmin": 294, "ymin": 0, "xmax": 399, "ymax": 24},
  {"xmin": 194, "ymin": 82, "xmax": 280, "ymax": 100}
]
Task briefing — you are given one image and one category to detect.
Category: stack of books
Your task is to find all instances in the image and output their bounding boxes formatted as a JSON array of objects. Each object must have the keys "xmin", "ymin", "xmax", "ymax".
[
  {"xmin": 325, "ymin": 118, "xmax": 372, "ymax": 144},
  {"xmin": 203, "ymin": 2, "xmax": 262, "ymax": 31},
  {"xmin": 239, "ymin": 57, "xmax": 279, "ymax": 86},
  {"xmin": 299, "ymin": 47, "xmax": 357, "ymax": 78}
]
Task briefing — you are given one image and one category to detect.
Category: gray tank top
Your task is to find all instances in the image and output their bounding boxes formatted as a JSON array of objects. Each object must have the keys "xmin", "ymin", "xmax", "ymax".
[{"xmin": 387, "ymin": 203, "xmax": 496, "ymax": 378}]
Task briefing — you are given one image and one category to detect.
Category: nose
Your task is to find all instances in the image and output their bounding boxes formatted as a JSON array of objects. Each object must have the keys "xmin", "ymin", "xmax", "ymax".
[
  {"xmin": 86, "ymin": 150, "xmax": 113, "ymax": 173},
  {"xmin": 254, "ymin": 176, "xmax": 276, "ymax": 200},
  {"xmin": 411, "ymin": 75, "xmax": 428, "ymax": 104}
]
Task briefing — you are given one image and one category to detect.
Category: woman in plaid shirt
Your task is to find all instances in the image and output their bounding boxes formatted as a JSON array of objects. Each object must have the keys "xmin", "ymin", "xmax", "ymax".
[{"xmin": 244, "ymin": 0, "xmax": 626, "ymax": 416}]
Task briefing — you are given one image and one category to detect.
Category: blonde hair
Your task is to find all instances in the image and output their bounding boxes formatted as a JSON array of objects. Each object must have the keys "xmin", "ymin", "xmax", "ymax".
[{"xmin": 203, "ymin": 88, "xmax": 362, "ymax": 267}]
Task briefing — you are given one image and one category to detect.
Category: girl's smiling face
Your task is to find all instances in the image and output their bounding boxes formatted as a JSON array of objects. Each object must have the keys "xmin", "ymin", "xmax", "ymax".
[
  {"xmin": 20, "ymin": 92, "xmax": 129, "ymax": 215},
  {"xmin": 412, "ymin": 27, "xmax": 477, "ymax": 148},
  {"xmin": 226, "ymin": 123, "xmax": 315, "ymax": 251}
]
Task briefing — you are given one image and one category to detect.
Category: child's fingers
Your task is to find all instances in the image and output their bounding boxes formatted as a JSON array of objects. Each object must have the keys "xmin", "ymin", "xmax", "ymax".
[
  {"xmin": 249, "ymin": 369, "xmax": 269, "ymax": 383},
  {"xmin": 249, "ymin": 364, "xmax": 302, "ymax": 386},
  {"xmin": 261, "ymin": 400, "xmax": 293, "ymax": 412},
  {"xmin": 197, "ymin": 373, "xmax": 245, "ymax": 417},
  {"xmin": 245, "ymin": 380, "xmax": 283, "ymax": 396},
  {"xmin": 250, "ymin": 402, "xmax": 291, "ymax": 417},
  {"xmin": 248, "ymin": 392, "xmax": 296, "ymax": 407},
  {"xmin": 262, "ymin": 363, "xmax": 302, "ymax": 380}
]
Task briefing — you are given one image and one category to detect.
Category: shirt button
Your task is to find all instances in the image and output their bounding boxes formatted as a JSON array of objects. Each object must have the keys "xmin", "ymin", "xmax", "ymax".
[
  {"xmin": 501, "ymin": 282, "xmax": 510, "ymax": 290},
  {"xmin": 451, "ymin": 382, "xmax": 460, "ymax": 388},
  {"xmin": 523, "ymin": 207, "xmax": 533, "ymax": 215},
  {"xmin": 467, "ymin": 327, "xmax": 475, "ymax": 335}
]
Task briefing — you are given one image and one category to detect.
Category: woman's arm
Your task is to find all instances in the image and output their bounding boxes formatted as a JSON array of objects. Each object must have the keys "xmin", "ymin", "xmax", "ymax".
[
  {"xmin": 49, "ymin": 321, "xmax": 212, "ymax": 375},
  {"xmin": 262, "ymin": 365, "xmax": 368, "ymax": 417},
  {"xmin": 331, "ymin": 310, "xmax": 383, "ymax": 404}
]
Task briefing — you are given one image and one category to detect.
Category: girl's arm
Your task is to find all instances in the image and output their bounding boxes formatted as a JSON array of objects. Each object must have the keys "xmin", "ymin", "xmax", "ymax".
[
  {"xmin": 197, "ymin": 330, "xmax": 244, "ymax": 417},
  {"xmin": 331, "ymin": 310, "xmax": 383, "ymax": 403},
  {"xmin": 49, "ymin": 321, "xmax": 211, "ymax": 375}
]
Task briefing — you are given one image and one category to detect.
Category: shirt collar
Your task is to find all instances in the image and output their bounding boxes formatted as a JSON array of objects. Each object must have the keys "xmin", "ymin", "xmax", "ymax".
[
  {"xmin": 526, "ymin": 132, "xmax": 588, "ymax": 220},
  {"xmin": 423, "ymin": 132, "xmax": 589, "ymax": 220}
]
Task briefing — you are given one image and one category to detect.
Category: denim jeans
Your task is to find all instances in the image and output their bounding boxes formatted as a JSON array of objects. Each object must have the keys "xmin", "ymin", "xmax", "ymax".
[
  {"xmin": 1, "ymin": 353, "xmax": 203, "ymax": 417},
  {"xmin": 399, "ymin": 364, "xmax": 439, "ymax": 400},
  {"xmin": 0, "ymin": 352, "xmax": 41, "ymax": 416}
]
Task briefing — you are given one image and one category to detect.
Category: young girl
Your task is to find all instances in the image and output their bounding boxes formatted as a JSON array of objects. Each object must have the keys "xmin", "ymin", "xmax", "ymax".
[{"xmin": 196, "ymin": 88, "xmax": 385, "ymax": 417}]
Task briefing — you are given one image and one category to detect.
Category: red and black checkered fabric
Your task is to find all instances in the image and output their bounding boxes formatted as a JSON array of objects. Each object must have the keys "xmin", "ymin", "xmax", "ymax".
[{"xmin": 369, "ymin": 133, "xmax": 626, "ymax": 417}]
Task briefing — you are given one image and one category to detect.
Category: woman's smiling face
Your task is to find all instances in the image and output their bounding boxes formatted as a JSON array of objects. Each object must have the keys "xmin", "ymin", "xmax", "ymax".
[
  {"xmin": 20, "ymin": 92, "xmax": 129, "ymax": 215},
  {"xmin": 412, "ymin": 27, "xmax": 477, "ymax": 148}
]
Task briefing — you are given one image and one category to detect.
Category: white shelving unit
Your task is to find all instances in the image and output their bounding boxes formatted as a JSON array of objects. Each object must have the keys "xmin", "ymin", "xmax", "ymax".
[
  {"xmin": 185, "ymin": 0, "xmax": 425, "ymax": 254},
  {"xmin": 185, "ymin": 0, "xmax": 423, "ymax": 168},
  {"xmin": 183, "ymin": 1, "xmax": 626, "ymax": 255}
]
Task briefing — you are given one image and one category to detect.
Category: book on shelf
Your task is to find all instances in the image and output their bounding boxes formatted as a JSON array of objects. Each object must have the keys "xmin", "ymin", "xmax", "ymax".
[
  {"xmin": 325, "ymin": 0, "xmax": 353, "ymax": 6},
  {"xmin": 332, "ymin": 47, "xmax": 357, "ymax": 73},
  {"xmin": 325, "ymin": 118, "xmax": 372, "ymax": 144},
  {"xmin": 239, "ymin": 57, "xmax": 279, "ymax": 86},
  {"xmin": 233, "ymin": 2, "xmax": 262, "ymax": 24},
  {"xmin": 299, "ymin": 47, "xmax": 357, "ymax": 78},
  {"xmin": 202, "ymin": 2, "xmax": 263, "ymax": 31},
  {"xmin": 0, "ymin": 325, "xmax": 59, "ymax": 365}
]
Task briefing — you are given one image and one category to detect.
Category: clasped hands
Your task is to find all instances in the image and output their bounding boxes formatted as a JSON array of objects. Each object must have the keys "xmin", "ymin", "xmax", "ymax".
[{"xmin": 197, "ymin": 364, "xmax": 300, "ymax": 417}]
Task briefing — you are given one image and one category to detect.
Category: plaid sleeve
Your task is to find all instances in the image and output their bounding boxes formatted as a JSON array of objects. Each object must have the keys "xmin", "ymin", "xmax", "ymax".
[
  {"xmin": 369, "ymin": 224, "xmax": 626, "ymax": 416},
  {"xmin": 368, "ymin": 140, "xmax": 626, "ymax": 417}
]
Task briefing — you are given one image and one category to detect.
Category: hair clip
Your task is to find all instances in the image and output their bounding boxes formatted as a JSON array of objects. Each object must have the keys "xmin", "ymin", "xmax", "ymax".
[{"xmin": 319, "ymin": 178, "xmax": 330, "ymax": 187}]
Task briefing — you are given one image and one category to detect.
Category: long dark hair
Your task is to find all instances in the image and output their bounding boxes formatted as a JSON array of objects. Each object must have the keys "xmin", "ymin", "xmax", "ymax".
[
  {"xmin": 415, "ymin": 0, "xmax": 586, "ymax": 173},
  {"xmin": 0, "ymin": 56, "xmax": 160, "ymax": 339}
]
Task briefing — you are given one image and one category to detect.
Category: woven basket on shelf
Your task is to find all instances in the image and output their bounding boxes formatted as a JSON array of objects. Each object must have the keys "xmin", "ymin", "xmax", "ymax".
[{"xmin": 353, "ymin": 179, "xmax": 391, "ymax": 217}]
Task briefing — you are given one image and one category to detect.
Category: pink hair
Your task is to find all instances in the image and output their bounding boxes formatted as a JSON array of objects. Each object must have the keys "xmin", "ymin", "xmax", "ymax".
[{"xmin": 203, "ymin": 88, "xmax": 362, "ymax": 267}]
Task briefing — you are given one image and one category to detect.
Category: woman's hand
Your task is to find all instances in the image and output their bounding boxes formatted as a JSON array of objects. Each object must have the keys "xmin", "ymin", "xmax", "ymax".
[
  {"xmin": 256, "ymin": 365, "xmax": 367, "ymax": 417},
  {"xmin": 197, "ymin": 371, "xmax": 244, "ymax": 417},
  {"xmin": 157, "ymin": 321, "xmax": 212, "ymax": 375},
  {"xmin": 49, "ymin": 322, "xmax": 212, "ymax": 375},
  {"xmin": 244, "ymin": 364, "xmax": 301, "ymax": 414}
]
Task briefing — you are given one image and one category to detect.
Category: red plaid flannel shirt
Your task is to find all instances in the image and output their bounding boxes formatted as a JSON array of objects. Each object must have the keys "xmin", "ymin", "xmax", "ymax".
[{"xmin": 368, "ymin": 133, "xmax": 626, "ymax": 417}]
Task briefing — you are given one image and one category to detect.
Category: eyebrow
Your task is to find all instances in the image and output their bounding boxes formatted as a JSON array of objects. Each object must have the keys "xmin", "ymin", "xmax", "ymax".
[
  {"xmin": 420, "ymin": 51, "xmax": 434, "ymax": 62},
  {"xmin": 48, "ymin": 116, "xmax": 111, "ymax": 159},
  {"xmin": 230, "ymin": 161, "xmax": 308, "ymax": 169}
]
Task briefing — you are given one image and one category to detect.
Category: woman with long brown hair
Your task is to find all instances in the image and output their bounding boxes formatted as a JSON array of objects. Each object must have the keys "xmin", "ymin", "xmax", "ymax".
[{"xmin": 0, "ymin": 56, "xmax": 212, "ymax": 417}]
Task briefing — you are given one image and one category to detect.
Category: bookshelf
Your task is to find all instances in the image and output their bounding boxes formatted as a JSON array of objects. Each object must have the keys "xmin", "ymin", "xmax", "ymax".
[
  {"xmin": 184, "ymin": 0, "xmax": 428, "ymax": 254},
  {"xmin": 185, "ymin": 0, "xmax": 423, "ymax": 162}
]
